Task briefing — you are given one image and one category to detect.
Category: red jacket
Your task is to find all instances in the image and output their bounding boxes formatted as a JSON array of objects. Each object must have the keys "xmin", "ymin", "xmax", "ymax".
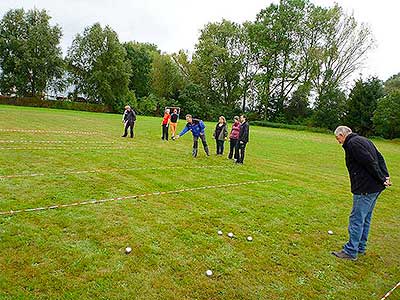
[{"xmin": 162, "ymin": 113, "xmax": 170, "ymax": 125}]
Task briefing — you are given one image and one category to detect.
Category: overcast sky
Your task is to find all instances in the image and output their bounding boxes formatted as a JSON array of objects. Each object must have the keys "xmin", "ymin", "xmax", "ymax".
[{"xmin": 1, "ymin": 0, "xmax": 399, "ymax": 81}]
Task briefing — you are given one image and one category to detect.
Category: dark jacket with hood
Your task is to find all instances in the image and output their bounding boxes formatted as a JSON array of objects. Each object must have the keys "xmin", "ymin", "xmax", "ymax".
[{"xmin": 342, "ymin": 133, "xmax": 389, "ymax": 194}]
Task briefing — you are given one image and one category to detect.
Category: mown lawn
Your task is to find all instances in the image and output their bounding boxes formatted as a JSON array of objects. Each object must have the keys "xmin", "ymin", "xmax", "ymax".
[{"xmin": 0, "ymin": 105, "xmax": 399, "ymax": 300}]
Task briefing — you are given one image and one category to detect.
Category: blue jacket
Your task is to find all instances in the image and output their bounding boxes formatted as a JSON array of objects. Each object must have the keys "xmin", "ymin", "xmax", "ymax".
[{"xmin": 179, "ymin": 119, "xmax": 205, "ymax": 137}]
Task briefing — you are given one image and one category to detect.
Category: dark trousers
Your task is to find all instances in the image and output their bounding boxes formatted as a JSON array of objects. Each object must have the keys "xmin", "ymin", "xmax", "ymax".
[
  {"xmin": 228, "ymin": 139, "xmax": 239, "ymax": 159},
  {"xmin": 123, "ymin": 121, "xmax": 135, "ymax": 138},
  {"xmin": 216, "ymin": 139, "xmax": 224, "ymax": 155},
  {"xmin": 236, "ymin": 141, "xmax": 247, "ymax": 163},
  {"xmin": 193, "ymin": 134, "xmax": 209, "ymax": 157},
  {"xmin": 162, "ymin": 124, "xmax": 169, "ymax": 140}
]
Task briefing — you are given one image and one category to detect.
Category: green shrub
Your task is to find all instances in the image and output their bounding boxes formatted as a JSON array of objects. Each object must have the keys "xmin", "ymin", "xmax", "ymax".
[
  {"xmin": 250, "ymin": 120, "xmax": 331, "ymax": 134},
  {"xmin": 0, "ymin": 96, "xmax": 112, "ymax": 113}
]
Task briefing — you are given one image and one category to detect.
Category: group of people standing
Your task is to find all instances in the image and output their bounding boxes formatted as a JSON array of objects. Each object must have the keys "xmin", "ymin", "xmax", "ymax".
[
  {"xmin": 123, "ymin": 105, "xmax": 249, "ymax": 163},
  {"xmin": 175, "ymin": 113, "xmax": 249, "ymax": 163},
  {"xmin": 161, "ymin": 108, "xmax": 179, "ymax": 141},
  {"xmin": 212, "ymin": 115, "xmax": 249, "ymax": 164}
]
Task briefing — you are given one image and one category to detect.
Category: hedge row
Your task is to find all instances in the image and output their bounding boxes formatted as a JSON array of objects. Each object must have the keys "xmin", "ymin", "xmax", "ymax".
[
  {"xmin": 0, "ymin": 96, "xmax": 112, "ymax": 113},
  {"xmin": 250, "ymin": 120, "xmax": 331, "ymax": 134}
]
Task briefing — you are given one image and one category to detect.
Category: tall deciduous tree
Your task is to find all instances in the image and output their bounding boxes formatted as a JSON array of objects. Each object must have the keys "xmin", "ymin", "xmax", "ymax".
[
  {"xmin": 193, "ymin": 19, "xmax": 244, "ymax": 112},
  {"xmin": 249, "ymin": 0, "xmax": 316, "ymax": 121},
  {"xmin": 124, "ymin": 42, "xmax": 159, "ymax": 99},
  {"xmin": 311, "ymin": 4, "xmax": 374, "ymax": 97},
  {"xmin": 66, "ymin": 23, "xmax": 131, "ymax": 111},
  {"xmin": 0, "ymin": 8, "xmax": 64, "ymax": 97},
  {"xmin": 150, "ymin": 53, "xmax": 184, "ymax": 102}
]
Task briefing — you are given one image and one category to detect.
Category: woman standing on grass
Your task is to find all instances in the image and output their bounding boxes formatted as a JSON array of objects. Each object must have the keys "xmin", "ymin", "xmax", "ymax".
[
  {"xmin": 170, "ymin": 108, "xmax": 179, "ymax": 140},
  {"xmin": 228, "ymin": 116, "xmax": 240, "ymax": 160},
  {"xmin": 213, "ymin": 116, "xmax": 228, "ymax": 155},
  {"xmin": 161, "ymin": 108, "xmax": 171, "ymax": 141}
]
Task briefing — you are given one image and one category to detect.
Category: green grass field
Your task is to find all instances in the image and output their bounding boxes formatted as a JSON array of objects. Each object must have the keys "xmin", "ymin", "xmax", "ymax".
[{"xmin": 0, "ymin": 105, "xmax": 399, "ymax": 300}]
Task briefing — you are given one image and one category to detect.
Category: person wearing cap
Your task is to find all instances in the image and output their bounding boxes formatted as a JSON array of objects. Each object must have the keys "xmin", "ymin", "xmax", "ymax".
[{"xmin": 332, "ymin": 125, "xmax": 391, "ymax": 261}]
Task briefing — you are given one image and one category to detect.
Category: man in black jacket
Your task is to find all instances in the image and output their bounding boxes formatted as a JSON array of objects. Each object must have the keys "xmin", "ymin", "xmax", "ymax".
[
  {"xmin": 332, "ymin": 126, "xmax": 391, "ymax": 261},
  {"xmin": 122, "ymin": 105, "xmax": 136, "ymax": 138},
  {"xmin": 236, "ymin": 115, "xmax": 249, "ymax": 164}
]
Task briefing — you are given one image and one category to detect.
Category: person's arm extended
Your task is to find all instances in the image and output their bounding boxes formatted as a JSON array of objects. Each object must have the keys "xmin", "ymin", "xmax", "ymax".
[{"xmin": 178, "ymin": 125, "xmax": 190, "ymax": 137}]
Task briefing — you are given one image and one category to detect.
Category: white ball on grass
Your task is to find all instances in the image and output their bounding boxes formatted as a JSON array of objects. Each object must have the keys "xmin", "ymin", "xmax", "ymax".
[
  {"xmin": 328, "ymin": 230, "xmax": 333, "ymax": 235},
  {"xmin": 217, "ymin": 230, "xmax": 223, "ymax": 235},
  {"xmin": 247, "ymin": 236, "xmax": 253, "ymax": 241},
  {"xmin": 125, "ymin": 247, "xmax": 132, "ymax": 254},
  {"xmin": 228, "ymin": 232, "xmax": 234, "ymax": 238},
  {"xmin": 206, "ymin": 270, "xmax": 213, "ymax": 276}
]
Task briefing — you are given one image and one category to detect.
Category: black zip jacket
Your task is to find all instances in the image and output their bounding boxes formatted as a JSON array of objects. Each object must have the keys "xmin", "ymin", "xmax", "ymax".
[
  {"xmin": 239, "ymin": 121, "xmax": 249, "ymax": 143},
  {"xmin": 123, "ymin": 110, "xmax": 136, "ymax": 123},
  {"xmin": 342, "ymin": 133, "xmax": 389, "ymax": 194}
]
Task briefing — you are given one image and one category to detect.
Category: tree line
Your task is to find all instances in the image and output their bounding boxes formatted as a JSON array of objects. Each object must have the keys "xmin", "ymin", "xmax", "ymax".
[{"xmin": 0, "ymin": 0, "xmax": 399, "ymax": 138}]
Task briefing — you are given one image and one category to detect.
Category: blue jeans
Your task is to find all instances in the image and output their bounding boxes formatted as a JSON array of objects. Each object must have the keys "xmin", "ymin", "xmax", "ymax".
[{"xmin": 343, "ymin": 192, "xmax": 380, "ymax": 258}]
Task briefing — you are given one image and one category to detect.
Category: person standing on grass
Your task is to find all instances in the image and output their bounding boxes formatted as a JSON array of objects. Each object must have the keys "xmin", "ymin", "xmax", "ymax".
[
  {"xmin": 170, "ymin": 108, "xmax": 179, "ymax": 140},
  {"xmin": 332, "ymin": 126, "xmax": 391, "ymax": 261},
  {"xmin": 235, "ymin": 114, "xmax": 249, "ymax": 164},
  {"xmin": 213, "ymin": 116, "xmax": 228, "ymax": 155},
  {"xmin": 175, "ymin": 114, "xmax": 210, "ymax": 157},
  {"xmin": 161, "ymin": 108, "xmax": 171, "ymax": 141},
  {"xmin": 121, "ymin": 105, "xmax": 136, "ymax": 138},
  {"xmin": 228, "ymin": 116, "xmax": 240, "ymax": 160}
]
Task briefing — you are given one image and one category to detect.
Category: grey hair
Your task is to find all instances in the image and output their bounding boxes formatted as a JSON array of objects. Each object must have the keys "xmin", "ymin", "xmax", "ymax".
[{"xmin": 334, "ymin": 126, "xmax": 352, "ymax": 137}]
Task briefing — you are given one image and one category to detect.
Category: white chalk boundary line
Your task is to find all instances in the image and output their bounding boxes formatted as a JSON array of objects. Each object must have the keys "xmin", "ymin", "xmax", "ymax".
[
  {"xmin": 0, "ymin": 140, "xmax": 116, "ymax": 144},
  {"xmin": 0, "ymin": 146, "xmax": 131, "ymax": 151},
  {"xmin": 0, "ymin": 129, "xmax": 99, "ymax": 135},
  {"xmin": 381, "ymin": 282, "xmax": 400, "ymax": 300},
  {"xmin": 0, "ymin": 165, "xmax": 227, "ymax": 179},
  {"xmin": 0, "ymin": 179, "xmax": 278, "ymax": 216}
]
